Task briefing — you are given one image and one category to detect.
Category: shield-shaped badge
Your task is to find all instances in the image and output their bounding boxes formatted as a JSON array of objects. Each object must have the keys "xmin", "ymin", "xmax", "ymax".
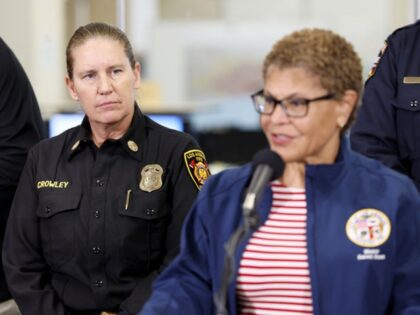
[{"xmin": 139, "ymin": 164, "xmax": 164, "ymax": 192}]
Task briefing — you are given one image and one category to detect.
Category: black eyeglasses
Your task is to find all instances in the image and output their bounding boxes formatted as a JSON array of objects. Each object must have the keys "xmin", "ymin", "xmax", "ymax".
[{"xmin": 251, "ymin": 90, "xmax": 336, "ymax": 117}]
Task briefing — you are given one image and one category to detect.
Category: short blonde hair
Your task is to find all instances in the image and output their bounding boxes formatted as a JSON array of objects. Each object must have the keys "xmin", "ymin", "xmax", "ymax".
[{"xmin": 263, "ymin": 28, "xmax": 363, "ymax": 132}]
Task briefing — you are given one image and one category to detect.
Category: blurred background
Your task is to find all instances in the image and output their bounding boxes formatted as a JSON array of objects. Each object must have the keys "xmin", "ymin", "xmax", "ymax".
[{"xmin": 0, "ymin": 0, "xmax": 417, "ymax": 170}]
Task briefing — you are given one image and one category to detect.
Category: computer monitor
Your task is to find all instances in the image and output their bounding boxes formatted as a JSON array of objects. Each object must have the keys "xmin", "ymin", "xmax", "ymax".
[
  {"xmin": 48, "ymin": 112, "xmax": 186, "ymax": 137},
  {"xmin": 48, "ymin": 112, "xmax": 84, "ymax": 137},
  {"xmin": 148, "ymin": 114, "xmax": 185, "ymax": 132}
]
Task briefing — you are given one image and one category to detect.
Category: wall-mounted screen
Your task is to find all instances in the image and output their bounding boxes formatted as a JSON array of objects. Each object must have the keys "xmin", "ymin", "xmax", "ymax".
[
  {"xmin": 48, "ymin": 113, "xmax": 84, "ymax": 137},
  {"xmin": 148, "ymin": 114, "xmax": 185, "ymax": 132}
]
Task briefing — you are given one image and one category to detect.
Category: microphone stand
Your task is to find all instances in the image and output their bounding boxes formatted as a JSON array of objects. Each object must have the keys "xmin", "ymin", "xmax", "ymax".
[
  {"xmin": 214, "ymin": 193, "xmax": 260, "ymax": 315},
  {"xmin": 214, "ymin": 158, "xmax": 280, "ymax": 315}
]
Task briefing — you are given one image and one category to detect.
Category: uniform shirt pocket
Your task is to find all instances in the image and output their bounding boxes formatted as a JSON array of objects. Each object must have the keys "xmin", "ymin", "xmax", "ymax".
[
  {"xmin": 393, "ymin": 84, "xmax": 420, "ymax": 159},
  {"xmin": 394, "ymin": 83, "xmax": 420, "ymax": 112},
  {"xmin": 117, "ymin": 188, "xmax": 170, "ymax": 268},
  {"xmin": 36, "ymin": 190, "xmax": 81, "ymax": 268}
]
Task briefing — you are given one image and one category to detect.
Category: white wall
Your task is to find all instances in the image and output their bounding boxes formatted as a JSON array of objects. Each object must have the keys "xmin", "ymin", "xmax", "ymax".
[
  {"xmin": 0, "ymin": 0, "xmax": 69, "ymax": 118},
  {"xmin": 131, "ymin": 0, "xmax": 414, "ymax": 108},
  {"xmin": 0, "ymin": 0, "xmax": 415, "ymax": 118}
]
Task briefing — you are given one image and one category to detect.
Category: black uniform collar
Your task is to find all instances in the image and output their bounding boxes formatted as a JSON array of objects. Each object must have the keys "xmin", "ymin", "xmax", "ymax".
[
  {"xmin": 118, "ymin": 105, "xmax": 146, "ymax": 161},
  {"xmin": 66, "ymin": 116, "xmax": 93, "ymax": 159},
  {"xmin": 68, "ymin": 104, "xmax": 146, "ymax": 162}
]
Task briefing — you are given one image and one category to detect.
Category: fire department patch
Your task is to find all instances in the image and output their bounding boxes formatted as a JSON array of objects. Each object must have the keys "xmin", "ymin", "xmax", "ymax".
[
  {"xmin": 184, "ymin": 149, "xmax": 210, "ymax": 190},
  {"xmin": 367, "ymin": 41, "xmax": 388, "ymax": 80},
  {"xmin": 346, "ymin": 208, "xmax": 391, "ymax": 248}
]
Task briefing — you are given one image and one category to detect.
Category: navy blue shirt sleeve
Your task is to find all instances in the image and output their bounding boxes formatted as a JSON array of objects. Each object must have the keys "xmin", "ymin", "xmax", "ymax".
[
  {"xmin": 351, "ymin": 22, "xmax": 420, "ymax": 189},
  {"xmin": 350, "ymin": 38, "xmax": 402, "ymax": 170}
]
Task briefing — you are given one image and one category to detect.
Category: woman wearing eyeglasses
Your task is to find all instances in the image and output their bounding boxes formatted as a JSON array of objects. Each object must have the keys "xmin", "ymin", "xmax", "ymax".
[{"xmin": 139, "ymin": 29, "xmax": 420, "ymax": 315}]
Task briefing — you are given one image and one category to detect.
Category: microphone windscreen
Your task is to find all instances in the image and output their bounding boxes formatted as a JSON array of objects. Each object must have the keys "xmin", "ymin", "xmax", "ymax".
[{"xmin": 252, "ymin": 149, "xmax": 285, "ymax": 180}]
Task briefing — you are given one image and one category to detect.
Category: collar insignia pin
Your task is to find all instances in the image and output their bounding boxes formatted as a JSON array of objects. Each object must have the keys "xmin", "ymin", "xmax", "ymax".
[{"xmin": 127, "ymin": 140, "xmax": 138, "ymax": 152}]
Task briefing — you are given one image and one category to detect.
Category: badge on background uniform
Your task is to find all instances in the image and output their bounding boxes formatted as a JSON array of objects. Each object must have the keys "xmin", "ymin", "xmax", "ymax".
[
  {"xmin": 403, "ymin": 76, "xmax": 420, "ymax": 84},
  {"xmin": 184, "ymin": 149, "xmax": 210, "ymax": 190},
  {"xmin": 345, "ymin": 208, "xmax": 391, "ymax": 248},
  {"xmin": 140, "ymin": 164, "xmax": 163, "ymax": 192},
  {"xmin": 367, "ymin": 41, "xmax": 388, "ymax": 80}
]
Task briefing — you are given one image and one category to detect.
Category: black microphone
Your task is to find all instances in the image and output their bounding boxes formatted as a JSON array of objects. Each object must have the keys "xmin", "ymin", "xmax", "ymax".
[
  {"xmin": 242, "ymin": 149, "xmax": 285, "ymax": 228},
  {"xmin": 214, "ymin": 149, "xmax": 284, "ymax": 315}
]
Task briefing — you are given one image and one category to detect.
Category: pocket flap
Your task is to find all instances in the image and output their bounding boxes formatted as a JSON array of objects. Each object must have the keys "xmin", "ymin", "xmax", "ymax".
[
  {"xmin": 393, "ymin": 84, "xmax": 420, "ymax": 111},
  {"xmin": 118, "ymin": 190, "xmax": 169, "ymax": 220},
  {"xmin": 37, "ymin": 191, "xmax": 81, "ymax": 218}
]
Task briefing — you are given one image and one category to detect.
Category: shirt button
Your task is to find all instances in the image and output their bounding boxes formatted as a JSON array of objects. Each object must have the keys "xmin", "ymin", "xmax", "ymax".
[
  {"xmin": 95, "ymin": 280, "xmax": 104, "ymax": 288},
  {"xmin": 45, "ymin": 207, "xmax": 51, "ymax": 213},
  {"xmin": 95, "ymin": 179, "xmax": 104, "ymax": 187},
  {"xmin": 146, "ymin": 209, "xmax": 156, "ymax": 216},
  {"xmin": 94, "ymin": 210, "xmax": 101, "ymax": 218},
  {"xmin": 92, "ymin": 247, "xmax": 101, "ymax": 254}
]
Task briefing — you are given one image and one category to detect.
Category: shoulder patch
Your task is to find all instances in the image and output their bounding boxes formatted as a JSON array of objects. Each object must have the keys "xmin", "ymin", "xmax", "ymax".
[
  {"xmin": 367, "ymin": 41, "xmax": 388, "ymax": 80},
  {"xmin": 184, "ymin": 149, "xmax": 211, "ymax": 190}
]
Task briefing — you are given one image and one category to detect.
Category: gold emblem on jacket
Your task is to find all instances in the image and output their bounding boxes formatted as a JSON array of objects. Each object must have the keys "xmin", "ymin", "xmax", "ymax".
[
  {"xmin": 346, "ymin": 208, "xmax": 391, "ymax": 248},
  {"xmin": 140, "ymin": 164, "xmax": 163, "ymax": 192}
]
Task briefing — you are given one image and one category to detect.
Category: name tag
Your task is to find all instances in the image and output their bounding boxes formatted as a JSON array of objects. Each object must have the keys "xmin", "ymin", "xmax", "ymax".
[{"xmin": 403, "ymin": 76, "xmax": 420, "ymax": 84}]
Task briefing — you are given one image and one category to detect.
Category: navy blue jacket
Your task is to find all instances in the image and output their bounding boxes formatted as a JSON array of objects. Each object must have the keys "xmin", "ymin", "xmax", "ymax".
[
  {"xmin": 139, "ymin": 139, "xmax": 420, "ymax": 315},
  {"xmin": 351, "ymin": 20, "xmax": 420, "ymax": 190}
]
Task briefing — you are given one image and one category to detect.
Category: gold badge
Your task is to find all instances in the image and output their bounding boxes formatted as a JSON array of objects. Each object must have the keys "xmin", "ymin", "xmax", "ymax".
[
  {"xmin": 184, "ymin": 149, "xmax": 210, "ymax": 190},
  {"xmin": 346, "ymin": 208, "xmax": 391, "ymax": 248},
  {"xmin": 127, "ymin": 140, "xmax": 138, "ymax": 152},
  {"xmin": 139, "ymin": 164, "xmax": 163, "ymax": 192}
]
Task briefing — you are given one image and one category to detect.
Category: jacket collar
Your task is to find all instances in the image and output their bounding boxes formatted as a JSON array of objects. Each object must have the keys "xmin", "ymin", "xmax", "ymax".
[
  {"xmin": 238, "ymin": 136, "xmax": 353, "ymax": 234},
  {"xmin": 305, "ymin": 136, "xmax": 352, "ymax": 187}
]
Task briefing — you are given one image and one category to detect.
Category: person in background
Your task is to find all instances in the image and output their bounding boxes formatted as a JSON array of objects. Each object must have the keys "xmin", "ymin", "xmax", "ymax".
[
  {"xmin": 0, "ymin": 37, "xmax": 45, "ymax": 315},
  {"xmin": 351, "ymin": 21, "xmax": 420, "ymax": 190},
  {"xmin": 139, "ymin": 28, "xmax": 420, "ymax": 315},
  {"xmin": 2, "ymin": 22, "xmax": 210, "ymax": 315}
]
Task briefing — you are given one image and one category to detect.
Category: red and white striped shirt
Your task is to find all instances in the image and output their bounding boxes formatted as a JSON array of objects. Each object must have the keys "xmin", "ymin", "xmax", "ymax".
[{"xmin": 236, "ymin": 182, "xmax": 313, "ymax": 315}]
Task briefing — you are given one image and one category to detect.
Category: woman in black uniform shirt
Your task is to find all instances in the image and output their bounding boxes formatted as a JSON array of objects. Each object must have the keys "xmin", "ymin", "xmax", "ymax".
[{"xmin": 2, "ymin": 22, "xmax": 209, "ymax": 315}]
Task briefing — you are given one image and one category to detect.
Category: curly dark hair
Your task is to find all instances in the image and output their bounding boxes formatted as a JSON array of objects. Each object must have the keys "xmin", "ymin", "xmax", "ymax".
[{"xmin": 263, "ymin": 28, "xmax": 363, "ymax": 132}]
